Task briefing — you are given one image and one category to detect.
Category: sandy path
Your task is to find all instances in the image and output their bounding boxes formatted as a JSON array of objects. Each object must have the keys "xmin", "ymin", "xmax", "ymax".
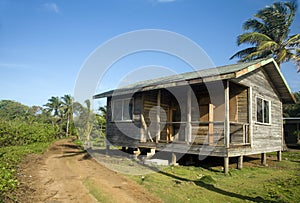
[{"xmin": 17, "ymin": 139, "xmax": 162, "ymax": 203}]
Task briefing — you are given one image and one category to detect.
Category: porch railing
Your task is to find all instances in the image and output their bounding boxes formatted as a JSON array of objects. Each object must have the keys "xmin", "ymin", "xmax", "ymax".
[{"xmin": 144, "ymin": 121, "xmax": 250, "ymax": 146}]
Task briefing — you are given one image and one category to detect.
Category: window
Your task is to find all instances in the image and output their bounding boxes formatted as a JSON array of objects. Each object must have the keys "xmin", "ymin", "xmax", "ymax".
[
  {"xmin": 256, "ymin": 97, "xmax": 270, "ymax": 124},
  {"xmin": 112, "ymin": 98, "xmax": 133, "ymax": 121}
]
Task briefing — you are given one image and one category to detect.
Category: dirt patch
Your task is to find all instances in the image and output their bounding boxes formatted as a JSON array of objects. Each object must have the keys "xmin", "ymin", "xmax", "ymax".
[{"xmin": 15, "ymin": 139, "xmax": 162, "ymax": 203}]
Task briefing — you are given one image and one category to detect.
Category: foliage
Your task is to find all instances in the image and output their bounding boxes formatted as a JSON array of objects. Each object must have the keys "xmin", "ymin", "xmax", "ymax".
[
  {"xmin": 0, "ymin": 100, "xmax": 58, "ymax": 146},
  {"xmin": 283, "ymin": 91, "xmax": 300, "ymax": 117},
  {"xmin": 73, "ymin": 101, "xmax": 106, "ymax": 148},
  {"xmin": 0, "ymin": 100, "xmax": 30, "ymax": 121},
  {"xmin": 230, "ymin": 0, "xmax": 300, "ymax": 70},
  {"xmin": 0, "ymin": 142, "xmax": 52, "ymax": 202},
  {"xmin": 0, "ymin": 119, "xmax": 56, "ymax": 147}
]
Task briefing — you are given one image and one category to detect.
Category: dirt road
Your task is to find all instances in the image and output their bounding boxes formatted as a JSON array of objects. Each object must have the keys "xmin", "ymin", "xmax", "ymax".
[{"xmin": 17, "ymin": 139, "xmax": 162, "ymax": 203}]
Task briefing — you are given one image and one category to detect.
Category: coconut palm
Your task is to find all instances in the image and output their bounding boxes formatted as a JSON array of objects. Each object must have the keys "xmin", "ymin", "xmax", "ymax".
[
  {"xmin": 44, "ymin": 96, "xmax": 62, "ymax": 118},
  {"xmin": 44, "ymin": 96, "xmax": 63, "ymax": 137},
  {"xmin": 230, "ymin": 1, "xmax": 300, "ymax": 70},
  {"xmin": 61, "ymin": 94, "xmax": 73, "ymax": 137}
]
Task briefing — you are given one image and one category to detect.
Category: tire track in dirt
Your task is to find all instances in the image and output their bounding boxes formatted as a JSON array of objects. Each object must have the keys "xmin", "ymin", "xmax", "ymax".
[{"xmin": 17, "ymin": 139, "xmax": 162, "ymax": 203}]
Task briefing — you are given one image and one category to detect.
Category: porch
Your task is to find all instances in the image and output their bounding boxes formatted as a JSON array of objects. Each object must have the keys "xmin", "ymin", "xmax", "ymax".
[{"xmin": 139, "ymin": 81, "xmax": 251, "ymax": 148}]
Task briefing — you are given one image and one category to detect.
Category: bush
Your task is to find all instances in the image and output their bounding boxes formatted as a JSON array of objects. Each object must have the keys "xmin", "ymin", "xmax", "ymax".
[{"xmin": 0, "ymin": 119, "xmax": 56, "ymax": 147}]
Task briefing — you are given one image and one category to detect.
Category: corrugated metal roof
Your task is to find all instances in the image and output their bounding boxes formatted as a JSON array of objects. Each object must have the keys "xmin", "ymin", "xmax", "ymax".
[{"xmin": 94, "ymin": 58, "xmax": 295, "ymax": 103}]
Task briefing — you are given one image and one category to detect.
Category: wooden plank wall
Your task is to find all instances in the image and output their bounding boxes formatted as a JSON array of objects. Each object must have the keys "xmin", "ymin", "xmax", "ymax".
[
  {"xmin": 106, "ymin": 94, "xmax": 142, "ymax": 147},
  {"xmin": 231, "ymin": 68, "xmax": 283, "ymax": 154}
]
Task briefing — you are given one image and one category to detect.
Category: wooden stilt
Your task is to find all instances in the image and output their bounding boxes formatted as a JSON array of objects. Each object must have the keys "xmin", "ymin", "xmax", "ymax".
[
  {"xmin": 261, "ymin": 153, "xmax": 267, "ymax": 166},
  {"xmin": 105, "ymin": 144, "xmax": 110, "ymax": 155},
  {"xmin": 171, "ymin": 153, "xmax": 177, "ymax": 166},
  {"xmin": 224, "ymin": 157, "xmax": 229, "ymax": 174},
  {"xmin": 277, "ymin": 151, "xmax": 282, "ymax": 162},
  {"xmin": 237, "ymin": 155, "xmax": 243, "ymax": 170}
]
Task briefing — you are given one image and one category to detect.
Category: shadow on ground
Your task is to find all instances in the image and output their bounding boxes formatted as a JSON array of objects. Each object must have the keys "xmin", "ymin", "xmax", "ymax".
[{"xmin": 157, "ymin": 170, "xmax": 275, "ymax": 203}]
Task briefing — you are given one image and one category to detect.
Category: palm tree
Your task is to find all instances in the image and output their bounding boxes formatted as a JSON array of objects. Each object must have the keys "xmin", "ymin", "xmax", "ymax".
[
  {"xmin": 230, "ymin": 1, "xmax": 300, "ymax": 70},
  {"xmin": 98, "ymin": 106, "xmax": 107, "ymax": 118},
  {"xmin": 44, "ymin": 96, "xmax": 62, "ymax": 137},
  {"xmin": 61, "ymin": 95, "xmax": 73, "ymax": 137},
  {"xmin": 44, "ymin": 96, "xmax": 62, "ymax": 118}
]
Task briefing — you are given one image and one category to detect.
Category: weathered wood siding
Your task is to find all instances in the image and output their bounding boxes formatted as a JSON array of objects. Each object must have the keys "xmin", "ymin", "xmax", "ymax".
[
  {"xmin": 106, "ymin": 94, "xmax": 143, "ymax": 147},
  {"xmin": 105, "ymin": 65, "xmax": 283, "ymax": 157},
  {"xmin": 231, "ymin": 68, "xmax": 283, "ymax": 155}
]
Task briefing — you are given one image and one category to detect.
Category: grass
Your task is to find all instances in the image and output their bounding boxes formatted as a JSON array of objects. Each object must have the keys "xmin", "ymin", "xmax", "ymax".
[
  {"xmin": 0, "ymin": 141, "xmax": 53, "ymax": 202},
  {"xmin": 128, "ymin": 150, "xmax": 300, "ymax": 203},
  {"xmin": 83, "ymin": 177, "xmax": 114, "ymax": 203}
]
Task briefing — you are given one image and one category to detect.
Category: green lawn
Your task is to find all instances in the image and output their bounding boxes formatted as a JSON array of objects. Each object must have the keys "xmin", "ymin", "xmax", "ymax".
[{"xmin": 128, "ymin": 151, "xmax": 300, "ymax": 203}]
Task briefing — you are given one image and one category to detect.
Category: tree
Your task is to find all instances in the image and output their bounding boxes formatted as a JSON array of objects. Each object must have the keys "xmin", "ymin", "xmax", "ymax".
[
  {"xmin": 44, "ymin": 96, "xmax": 63, "ymax": 137},
  {"xmin": 283, "ymin": 92, "xmax": 300, "ymax": 117},
  {"xmin": 96, "ymin": 106, "xmax": 107, "ymax": 135},
  {"xmin": 44, "ymin": 96, "xmax": 62, "ymax": 118},
  {"xmin": 230, "ymin": 1, "xmax": 300, "ymax": 70},
  {"xmin": 0, "ymin": 100, "xmax": 30, "ymax": 120},
  {"xmin": 61, "ymin": 94, "xmax": 73, "ymax": 137},
  {"xmin": 73, "ymin": 100, "xmax": 94, "ymax": 146}
]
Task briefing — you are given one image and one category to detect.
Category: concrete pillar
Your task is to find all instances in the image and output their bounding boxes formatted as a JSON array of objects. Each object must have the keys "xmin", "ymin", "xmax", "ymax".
[
  {"xmin": 224, "ymin": 157, "xmax": 229, "ymax": 174},
  {"xmin": 237, "ymin": 155, "xmax": 243, "ymax": 170},
  {"xmin": 277, "ymin": 151, "xmax": 282, "ymax": 162},
  {"xmin": 261, "ymin": 153, "xmax": 267, "ymax": 166}
]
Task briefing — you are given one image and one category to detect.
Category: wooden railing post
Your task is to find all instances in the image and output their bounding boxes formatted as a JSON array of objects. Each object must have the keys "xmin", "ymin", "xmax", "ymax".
[
  {"xmin": 208, "ymin": 103, "xmax": 214, "ymax": 145},
  {"xmin": 156, "ymin": 90, "xmax": 161, "ymax": 143},
  {"xmin": 186, "ymin": 88, "xmax": 192, "ymax": 143},
  {"xmin": 224, "ymin": 81, "xmax": 230, "ymax": 148}
]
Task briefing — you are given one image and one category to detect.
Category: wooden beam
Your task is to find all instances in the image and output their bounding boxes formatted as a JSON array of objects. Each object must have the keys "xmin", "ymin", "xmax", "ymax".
[
  {"xmin": 248, "ymin": 87, "xmax": 253, "ymax": 146},
  {"xmin": 224, "ymin": 80, "xmax": 230, "ymax": 148},
  {"xmin": 208, "ymin": 103, "xmax": 214, "ymax": 145},
  {"xmin": 156, "ymin": 90, "xmax": 161, "ymax": 143},
  {"xmin": 186, "ymin": 88, "xmax": 192, "ymax": 143}
]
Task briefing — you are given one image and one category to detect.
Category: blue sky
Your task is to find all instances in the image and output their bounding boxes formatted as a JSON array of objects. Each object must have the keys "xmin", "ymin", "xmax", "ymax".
[{"xmin": 0, "ymin": 0, "xmax": 299, "ymax": 106}]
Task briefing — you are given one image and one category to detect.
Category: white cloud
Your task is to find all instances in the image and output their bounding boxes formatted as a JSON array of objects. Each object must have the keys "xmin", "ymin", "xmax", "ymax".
[
  {"xmin": 43, "ymin": 2, "xmax": 60, "ymax": 13},
  {"xmin": 0, "ymin": 63, "xmax": 29, "ymax": 69}
]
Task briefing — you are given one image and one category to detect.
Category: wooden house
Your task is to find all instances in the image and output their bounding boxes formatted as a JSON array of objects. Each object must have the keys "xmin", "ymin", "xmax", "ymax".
[{"xmin": 94, "ymin": 58, "xmax": 295, "ymax": 173}]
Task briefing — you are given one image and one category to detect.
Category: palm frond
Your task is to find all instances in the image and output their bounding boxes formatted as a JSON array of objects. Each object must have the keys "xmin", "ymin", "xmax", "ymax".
[
  {"xmin": 257, "ymin": 41, "xmax": 279, "ymax": 51},
  {"xmin": 285, "ymin": 34, "xmax": 300, "ymax": 47},
  {"xmin": 229, "ymin": 47, "xmax": 257, "ymax": 60},
  {"xmin": 237, "ymin": 32, "xmax": 272, "ymax": 46},
  {"xmin": 285, "ymin": 1, "xmax": 298, "ymax": 28},
  {"xmin": 243, "ymin": 19, "xmax": 265, "ymax": 33},
  {"xmin": 240, "ymin": 50, "xmax": 271, "ymax": 62}
]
